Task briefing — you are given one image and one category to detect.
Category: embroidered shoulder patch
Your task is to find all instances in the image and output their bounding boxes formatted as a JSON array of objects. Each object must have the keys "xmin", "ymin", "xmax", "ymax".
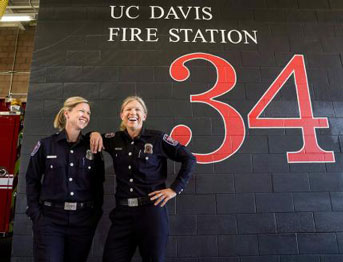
[
  {"xmin": 105, "ymin": 132, "xmax": 115, "ymax": 138},
  {"xmin": 163, "ymin": 134, "xmax": 179, "ymax": 146},
  {"xmin": 31, "ymin": 141, "xmax": 41, "ymax": 156}
]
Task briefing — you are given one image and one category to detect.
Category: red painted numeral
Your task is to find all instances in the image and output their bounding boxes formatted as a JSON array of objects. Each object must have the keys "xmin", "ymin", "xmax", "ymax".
[
  {"xmin": 248, "ymin": 55, "xmax": 335, "ymax": 163},
  {"xmin": 169, "ymin": 53, "xmax": 246, "ymax": 164}
]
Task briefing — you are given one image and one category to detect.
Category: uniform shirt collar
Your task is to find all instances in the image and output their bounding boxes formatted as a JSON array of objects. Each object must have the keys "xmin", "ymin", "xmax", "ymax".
[
  {"xmin": 123, "ymin": 126, "xmax": 149, "ymax": 141},
  {"xmin": 56, "ymin": 129, "xmax": 84, "ymax": 144}
]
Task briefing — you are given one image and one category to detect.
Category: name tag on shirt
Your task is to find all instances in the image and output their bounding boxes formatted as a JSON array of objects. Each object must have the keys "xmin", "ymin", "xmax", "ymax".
[
  {"xmin": 46, "ymin": 155, "xmax": 57, "ymax": 159},
  {"xmin": 115, "ymin": 147, "xmax": 123, "ymax": 151}
]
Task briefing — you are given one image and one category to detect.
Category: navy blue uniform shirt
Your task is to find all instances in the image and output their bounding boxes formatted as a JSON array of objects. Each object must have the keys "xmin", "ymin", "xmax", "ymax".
[
  {"xmin": 26, "ymin": 130, "xmax": 105, "ymax": 225},
  {"xmin": 102, "ymin": 128, "xmax": 196, "ymax": 199}
]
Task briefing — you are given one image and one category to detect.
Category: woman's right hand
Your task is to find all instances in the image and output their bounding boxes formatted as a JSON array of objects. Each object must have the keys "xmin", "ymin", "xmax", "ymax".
[{"xmin": 90, "ymin": 132, "xmax": 104, "ymax": 153}]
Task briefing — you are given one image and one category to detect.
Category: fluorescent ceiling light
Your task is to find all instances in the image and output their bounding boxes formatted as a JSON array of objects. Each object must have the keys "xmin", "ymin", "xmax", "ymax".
[{"xmin": 1, "ymin": 15, "xmax": 33, "ymax": 22}]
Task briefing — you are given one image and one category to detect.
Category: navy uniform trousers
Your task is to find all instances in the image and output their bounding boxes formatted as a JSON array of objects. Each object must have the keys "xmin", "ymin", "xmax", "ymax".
[
  {"xmin": 103, "ymin": 204, "xmax": 169, "ymax": 262},
  {"xmin": 101, "ymin": 128, "xmax": 196, "ymax": 262},
  {"xmin": 32, "ymin": 209, "xmax": 97, "ymax": 262},
  {"xmin": 26, "ymin": 131, "xmax": 104, "ymax": 262}
]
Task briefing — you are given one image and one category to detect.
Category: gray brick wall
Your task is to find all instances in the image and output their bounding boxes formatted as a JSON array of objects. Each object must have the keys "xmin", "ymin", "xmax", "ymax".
[{"xmin": 12, "ymin": 0, "xmax": 343, "ymax": 261}]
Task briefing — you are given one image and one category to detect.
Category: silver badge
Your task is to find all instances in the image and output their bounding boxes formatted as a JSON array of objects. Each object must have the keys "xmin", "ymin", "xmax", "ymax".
[
  {"xmin": 144, "ymin": 143, "xmax": 153, "ymax": 154},
  {"xmin": 86, "ymin": 150, "xmax": 94, "ymax": 160}
]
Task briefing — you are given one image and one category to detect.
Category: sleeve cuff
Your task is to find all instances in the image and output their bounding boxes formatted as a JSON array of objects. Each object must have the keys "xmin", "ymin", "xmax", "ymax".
[{"xmin": 170, "ymin": 183, "xmax": 184, "ymax": 195}]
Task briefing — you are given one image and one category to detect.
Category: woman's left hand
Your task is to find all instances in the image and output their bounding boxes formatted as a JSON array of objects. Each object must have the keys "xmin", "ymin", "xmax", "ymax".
[{"xmin": 149, "ymin": 188, "xmax": 176, "ymax": 207}]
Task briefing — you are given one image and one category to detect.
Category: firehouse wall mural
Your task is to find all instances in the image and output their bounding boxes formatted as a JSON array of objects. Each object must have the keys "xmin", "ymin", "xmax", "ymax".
[{"xmin": 12, "ymin": 0, "xmax": 343, "ymax": 261}]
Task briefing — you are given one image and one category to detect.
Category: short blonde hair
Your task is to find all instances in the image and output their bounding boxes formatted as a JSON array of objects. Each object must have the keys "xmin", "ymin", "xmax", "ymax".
[
  {"xmin": 120, "ymin": 96, "xmax": 148, "ymax": 130},
  {"xmin": 53, "ymin": 96, "xmax": 89, "ymax": 131}
]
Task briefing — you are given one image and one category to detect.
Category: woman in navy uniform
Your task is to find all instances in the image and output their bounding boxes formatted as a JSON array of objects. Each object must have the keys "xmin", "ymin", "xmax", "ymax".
[
  {"xmin": 90, "ymin": 96, "xmax": 196, "ymax": 262},
  {"xmin": 26, "ymin": 96, "xmax": 105, "ymax": 262}
]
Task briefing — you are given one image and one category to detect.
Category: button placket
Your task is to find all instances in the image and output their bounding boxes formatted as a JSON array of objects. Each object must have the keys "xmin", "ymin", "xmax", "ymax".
[{"xmin": 127, "ymin": 140, "xmax": 136, "ymax": 194}]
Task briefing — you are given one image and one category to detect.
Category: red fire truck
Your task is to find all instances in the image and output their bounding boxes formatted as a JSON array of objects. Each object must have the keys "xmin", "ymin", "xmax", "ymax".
[{"xmin": 0, "ymin": 99, "xmax": 23, "ymax": 236}]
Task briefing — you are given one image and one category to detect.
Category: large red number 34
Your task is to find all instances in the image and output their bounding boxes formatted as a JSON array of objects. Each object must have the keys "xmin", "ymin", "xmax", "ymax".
[{"xmin": 170, "ymin": 53, "xmax": 335, "ymax": 164}]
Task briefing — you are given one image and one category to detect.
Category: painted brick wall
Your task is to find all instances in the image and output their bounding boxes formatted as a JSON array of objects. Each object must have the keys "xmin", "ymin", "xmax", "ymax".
[
  {"xmin": 0, "ymin": 27, "xmax": 35, "ymax": 98},
  {"xmin": 12, "ymin": 0, "xmax": 343, "ymax": 261}
]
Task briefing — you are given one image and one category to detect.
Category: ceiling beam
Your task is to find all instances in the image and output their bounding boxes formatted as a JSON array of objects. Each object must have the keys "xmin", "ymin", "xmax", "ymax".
[{"xmin": 7, "ymin": 5, "xmax": 39, "ymax": 9}]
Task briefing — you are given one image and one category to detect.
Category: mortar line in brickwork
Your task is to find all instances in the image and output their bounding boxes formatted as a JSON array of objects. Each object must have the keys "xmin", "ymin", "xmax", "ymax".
[
  {"xmin": 307, "ymin": 173, "xmax": 313, "ymax": 191},
  {"xmin": 271, "ymin": 173, "xmax": 275, "ymax": 193},
  {"xmin": 175, "ymin": 234, "xmax": 179, "ymax": 258},
  {"xmin": 314, "ymin": 5, "xmax": 322, "ymax": 24},
  {"xmin": 338, "ymin": 136, "xmax": 343, "ymax": 153},
  {"xmin": 294, "ymin": 232, "xmax": 300, "ymax": 257},
  {"xmin": 215, "ymin": 234, "xmax": 219, "ymax": 257},
  {"xmin": 334, "ymin": 232, "xmax": 340, "ymax": 256},
  {"xmin": 214, "ymin": 193, "xmax": 218, "ymax": 215},
  {"xmin": 312, "ymin": 211, "xmax": 319, "ymax": 233},
  {"xmin": 291, "ymin": 193, "xmax": 295, "ymax": 214},
  {"xmin": 272, "ymin": 212, "xmax": 277, "ymax": 233},
  {"xmin": 256, "ymin": 232, "xmax": 261, "ymax": 256},
  {"xmin": 328, "ymin": 192, "xmax": 334, "ymax": 212},
  {"xmin": 267, "ymin": 135, "xmax": 271, "ymax": 154},
  {"xmin": 253, "ymin": 192, "xmax": 257, "ymax": 213}
]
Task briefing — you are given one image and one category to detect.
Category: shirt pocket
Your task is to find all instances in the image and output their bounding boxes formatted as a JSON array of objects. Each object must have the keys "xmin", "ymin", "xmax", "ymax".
[
  {"xmin": 45, "ymin": 158, "xmax": 64, "ymax": 174},
  {"xmin": 113, "ymin": 149, "xmax": 128, "ymax": 167},
  {"xmin": 138, "ymin": 153, "xmax": 160, "ymax": 181},
  {"xmin": 43, "ymin": 159, "xmax": 65, "ymax": 191}
]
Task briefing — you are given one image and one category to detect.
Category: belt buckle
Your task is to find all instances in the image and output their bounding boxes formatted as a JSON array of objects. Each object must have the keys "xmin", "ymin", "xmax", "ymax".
[
  {"xmin": 64, "ymin": 202, "xmax": 77, "ymax": 211},
  {"xmin": 127, "ymin": 198, "xmax": 138, "ymax": 207},
  {"xmin": 43, "ymin": 201, "xmax": 52, "ymax": 207}
]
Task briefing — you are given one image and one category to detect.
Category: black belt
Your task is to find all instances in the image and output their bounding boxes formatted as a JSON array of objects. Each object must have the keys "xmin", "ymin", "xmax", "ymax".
[
  {"xmin": 42, "ymin": 201, "xmax": 94, "ymax": 211},
  {"xmin": 118, "ymin": 197, "xmax": 152, "ymax": 207}
]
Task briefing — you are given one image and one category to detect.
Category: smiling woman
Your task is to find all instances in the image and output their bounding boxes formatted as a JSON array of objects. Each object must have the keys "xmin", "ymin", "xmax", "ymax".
[
  {"xmin": 25, "ymin": 96, "xmax": 105, "ymax": 262},
  {"xmin": 89, "ymin": 95, "xmax": 196, "ymax": 262},
  {"xmin": 53, "ymin": 99, "xmax": 91, "ymax": 142},
  {"xmin": 119, "ymin": 96, "xmax": 147, "ymax": 134}
]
